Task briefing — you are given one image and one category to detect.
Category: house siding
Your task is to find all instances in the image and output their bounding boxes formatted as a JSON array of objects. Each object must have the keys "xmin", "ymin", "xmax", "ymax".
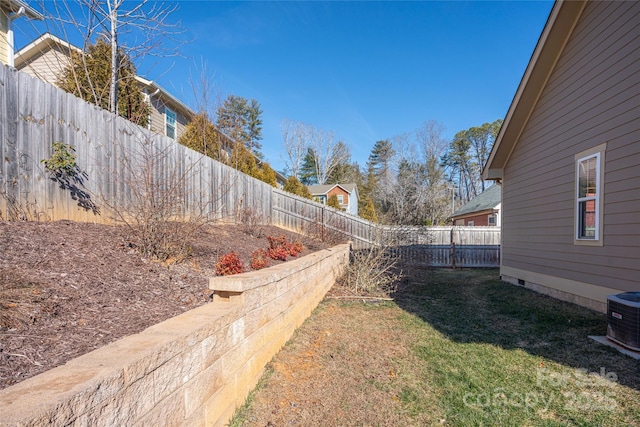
[
  {"xmin": 15, "ymin": 44, "xmax": 71, "ymax": 85},
  {"xmin": 0, "ymin": 11, "xmax": 8, "ymax": 65},
  {"xmin": 502, "ymin": 1, "xmax": 640, "ymax": 300},
  {"xmin": 148, "ymin": 96, "xmax": 188, "ymax": 140},
  {"xmin": 328, "ymin": 187, "xmax": 349, "ymax": 207},
  {"xmin": 454, "ymin": 211, "xmax": 493, "ymax": 226}
]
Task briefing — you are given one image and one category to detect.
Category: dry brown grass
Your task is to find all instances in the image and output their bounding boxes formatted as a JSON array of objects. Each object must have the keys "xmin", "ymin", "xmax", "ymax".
[{"xmin": 232, "ymin": 301, "xmax": 440, "ymax": 427}]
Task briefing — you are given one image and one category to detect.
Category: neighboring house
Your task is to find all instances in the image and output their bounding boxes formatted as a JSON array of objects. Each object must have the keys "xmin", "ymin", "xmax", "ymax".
[
  {"xmin": 14, "ymin": 32, "xmax": 191, "ymax": 140},
  {"xmin": 307, "ymin": 183, "xmax": 359, "ymax": 216},
  {"xmin": 482, "ymin": 0, "xmax": 640, "ymax": 312},
  {"xmin": 0, "ymin": 0, "xmax": 42, "ymax": 66},
  {"xmin": 451, "ymin": 184, "xmax": 501, "ymax": 226}
]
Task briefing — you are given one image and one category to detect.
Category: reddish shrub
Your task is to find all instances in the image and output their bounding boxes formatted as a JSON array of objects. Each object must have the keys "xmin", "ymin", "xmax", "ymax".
[
  {"xmin": 289, "ymin": 241, "xmax": 304, "ymax": 257},
  {"xmin": 250, "ymin": 249, "xmax": 270, "ymax": 270},
  {"xmin": 265, "ymin": 235, "xmax": 304, "ymax": 258},
  {"xmin": 266, "ymin": 246, "xmax": 289, "ymax": 261},
  {"xmin": 215, "ymin": 252, "xmax": 244, "ymax": 276},
  {"xmin": 267, "ymin": 235, "xmax": 288, "ymax": 249}
]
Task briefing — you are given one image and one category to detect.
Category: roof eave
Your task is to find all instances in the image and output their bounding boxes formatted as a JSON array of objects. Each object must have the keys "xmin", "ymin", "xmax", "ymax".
[
  {"xmin": 14, "ymin": 33, "xmax": 79, "ymax": 68},
  {"xmin": 482, "ymin": 0, "xmax": 587, "ymax": 180},
  {"xmin": 1, "ymin": 0, "xmax": 43, "ymax": 20},
  {"xmin": 135, "ymin": 76, "xmax": 194, "ymax": 119}
]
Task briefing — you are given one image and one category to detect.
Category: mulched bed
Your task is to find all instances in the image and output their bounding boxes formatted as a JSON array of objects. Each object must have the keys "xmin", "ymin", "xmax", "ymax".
[{"xmin": 0, "ymin": 220, "xmax": 328, "ymax": 390}]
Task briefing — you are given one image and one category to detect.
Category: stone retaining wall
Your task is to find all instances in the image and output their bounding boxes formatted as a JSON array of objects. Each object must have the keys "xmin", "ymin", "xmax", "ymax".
[{"xmin": 0, "ymin": 244, "xmax": 350, "ymax": 426}]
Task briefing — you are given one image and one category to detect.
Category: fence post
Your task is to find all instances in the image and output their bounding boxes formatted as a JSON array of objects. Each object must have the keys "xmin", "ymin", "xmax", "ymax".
[
  {"xmin": 321, "ymin": 206, "xmax": 325, "ymax": 242},
  {"xmin": 451, "ymin": 242, "xmax": 456, "ymax": 269}
]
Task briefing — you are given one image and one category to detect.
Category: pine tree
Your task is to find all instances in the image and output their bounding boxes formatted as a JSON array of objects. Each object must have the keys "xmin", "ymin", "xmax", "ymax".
[
  {"xmin": 368, "ymin": 139, "xmax": 395, "ymax": 181},
  {"xmin": 178, "ymin": 113, "xmax": 223, "ymax": 160},
  {"xmin": 227, "ymin": 142, "xmax": 261, "ymax": 178},
  {"xmin": 216, "ymin": 95, "xmax": 263, "ymax": 157},
  {"xmin": 359, "ymin": 197, "xmax": 377, "ymax": 222},
  {"xmin": 283, "ymin": 176, "xmax": 312, "ymax": 199},
  {"xmin": 57, "ymin": 38, "xmax": 149, "ymax": 126},
  {"xmin": 258, "ymin": 162, "xmax": 277, "ymax": 187},
  {"xmin": 300, "ymin": 148, "xmax": 318, "ymax": 185},
  {"xmin": 327, "ymin": 194, "xmax": 342, "ymax": 210}
]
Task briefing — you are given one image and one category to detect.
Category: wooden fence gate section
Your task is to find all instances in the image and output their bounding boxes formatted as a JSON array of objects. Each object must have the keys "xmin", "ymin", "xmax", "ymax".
[{"xmin": 386, "ymin": 226, "xmax": 500, "ymax": 268}]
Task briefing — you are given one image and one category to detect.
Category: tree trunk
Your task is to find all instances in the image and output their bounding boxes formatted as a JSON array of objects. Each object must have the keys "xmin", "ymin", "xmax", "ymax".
[{"xmin": 109, "ymin": 3, "xmax": 119, "ymax": 115}]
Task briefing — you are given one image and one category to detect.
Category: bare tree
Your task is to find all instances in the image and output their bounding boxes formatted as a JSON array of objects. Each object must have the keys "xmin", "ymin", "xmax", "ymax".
[
  {"xmin": 309, "ymin": 129, "xmax": 350, "ymax": 185},
  {"xmin": 416, "ymin": 120, "xmax": 447, "ymax": 166},
  {"xmin": 45, "ymin": 0, "xmax": 183, "ymax": 115},
  {"xmin": 179, "ymin": 60, "xmax": 228, "ymax": 159},
  {"xmin": 280, "ymin": 118, "xmax": 309, "ymax": 179},
  {"xmin": 288, "ymin": 122, "xmax": 351, "ymax": 185},
  {"xmin": 415, "ymin": 120, "xmax": 450, "ymax": 225}
]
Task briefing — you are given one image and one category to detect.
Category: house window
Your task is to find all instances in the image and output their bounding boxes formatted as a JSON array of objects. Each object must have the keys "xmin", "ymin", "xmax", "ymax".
[
  {"xmin": 165, "ymin": 108, "xmax": 177, "ymax": 139},
  {"xmin": 467, "ymin": 221, "xmax": 475, "ymax": 226},
  {"xmin": 575, "ymin": 143, "xmax": 606, "ymax": 245},
  {"xmin": 488, "ymin": 214, "xmax": 496, "ymax": 226},
  {"xmin": 337, "ymin": 195, "xmax": 344, "ymax": 204}
]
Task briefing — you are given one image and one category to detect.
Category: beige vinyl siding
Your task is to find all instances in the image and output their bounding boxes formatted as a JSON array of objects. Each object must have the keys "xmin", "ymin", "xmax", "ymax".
[
  {"xmin": 502, "ymin": 0, "xmax": 640, "ymax": 293},
  {"xmin": 0, "ymin": 11, "xmax": 8, "ymax": 65},
  {"xmin": 16, "ymin": 44, "xmax": 72, "ymax": 85}
]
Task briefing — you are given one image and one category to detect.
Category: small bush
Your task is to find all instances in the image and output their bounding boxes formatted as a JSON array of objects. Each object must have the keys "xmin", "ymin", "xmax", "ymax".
[
  {"xmin": 215, "ymin": 252, "xmax": 244, "ymax": 276},
  {"xmin": 265, "ymin": 235, "xmax": 304, "ymax": 260},
  {"xmin": 250, "ymin": 249, "xmax": 270, "ymax": 270},
  {"xmin": 340, "ymin": 245, "xmax": 402, "ymax": 297},
  {"xmin": 238, "ymin": 206, "xmax": 265, "ymax": 238},
  {"xmin": 267, "ymin": 235, "xmax": 287, "ymax": 249},
  {"xmin": 290, "ymin": 241, "xmax": 304, "ymax": 256},
  {"xmin": 266, "ymin": 246, "xmax": 289, "ymax": 261}
]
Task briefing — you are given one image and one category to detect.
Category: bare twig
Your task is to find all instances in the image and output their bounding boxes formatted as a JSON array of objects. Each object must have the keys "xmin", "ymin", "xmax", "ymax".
[{"xmin": 2, "ymin": 353, "xmax": 43, "ymax": 367}]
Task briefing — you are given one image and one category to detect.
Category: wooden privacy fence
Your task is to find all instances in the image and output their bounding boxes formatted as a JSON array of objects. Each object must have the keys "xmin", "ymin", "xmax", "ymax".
[
  {"xmin": 386, "ymin": 226, "xmax": 501, "ymax": 268},
  {"xmin": 272, "ymin": 188, "xmax": 378, "ymax": 249},
  {"xmin": 0, "ymin": 66, "xmax": 273, "ymax": 224},
  {"xmin": 1, "ymin": 66, "xmax": 500, "ymax": 267}
]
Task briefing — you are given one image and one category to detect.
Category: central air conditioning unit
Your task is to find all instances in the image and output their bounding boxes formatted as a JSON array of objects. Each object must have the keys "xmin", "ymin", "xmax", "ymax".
[{"xmin": 606, "ymin": 292, "xmax": 640, "ymax": 351}]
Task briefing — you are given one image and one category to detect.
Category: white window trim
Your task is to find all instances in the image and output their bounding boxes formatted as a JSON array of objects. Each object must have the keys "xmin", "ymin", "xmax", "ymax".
[
  {"xmin": 165, "ymin": 107, "xmax": 177, "ymax": 139},
  {"xmin": 337, "ymin": 194, "xmax": 344, "ymax": 204},
  {"xmin": 574, "ymin": 143, "xmax": 606, "ymax": 246}
]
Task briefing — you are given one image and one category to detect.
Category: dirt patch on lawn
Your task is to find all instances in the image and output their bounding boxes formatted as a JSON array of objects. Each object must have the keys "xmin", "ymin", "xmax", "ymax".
[
  {"xmin": 234, "ymin": 299, "xmax": 439, "ymax": 427},
  {"xmin": 0, "ymin": 220, "xmax": 328, "ymax": 390}
]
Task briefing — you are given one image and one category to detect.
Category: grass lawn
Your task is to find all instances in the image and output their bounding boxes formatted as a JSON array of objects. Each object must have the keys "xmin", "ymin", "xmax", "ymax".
[{"xmin": 230, "ymin": 269, "xmax": 640, "ymax": 426}]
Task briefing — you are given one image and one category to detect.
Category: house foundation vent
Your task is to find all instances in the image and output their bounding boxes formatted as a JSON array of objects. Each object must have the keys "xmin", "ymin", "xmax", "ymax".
[{"xmin": 607, "ymin": 292, "xmax": 640, "ymax": 351}]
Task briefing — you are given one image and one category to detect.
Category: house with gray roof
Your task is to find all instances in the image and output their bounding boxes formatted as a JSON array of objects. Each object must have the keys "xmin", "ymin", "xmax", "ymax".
[
  {"xmin": 451, "ymin": 184, "xmax": 501, "ymax": 226},
  {"xmin": 307, "ymin": 183, "xmax": 359, "ymax": 216}
]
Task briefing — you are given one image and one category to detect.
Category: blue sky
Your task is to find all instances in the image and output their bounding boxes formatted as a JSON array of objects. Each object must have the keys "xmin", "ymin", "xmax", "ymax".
[{"xmin": 17, "ymin": 1, "xmax": 554, "ymax": 173}]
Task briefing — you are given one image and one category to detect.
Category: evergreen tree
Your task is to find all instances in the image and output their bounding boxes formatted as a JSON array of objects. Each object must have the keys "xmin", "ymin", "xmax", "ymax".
[
  {"xmin": 327, "ymin": 194, "xmax": 342, "ymax": 210},
  {"xmin": 300, "ymin": 148, "xmax": 318, "ymax": 185},
  {"xmin": 57, "ymin": 38, "xmax": 149, "ymax": 126},
  {"xmin": 258, "ymin": 162, "xmax": 277, "ymax": 187},
  {"xmin": 359, "ymin": 197, "xmax": 377, "ymax": 223},
  {"xmin": 178, "ymin": 113, "xmax": 223, "ymax": 160},
  {"xmin": 227, "ymin": 142, "xmax": 261, "ymax": 179},
  {"xmin": 283, "ymin": 176, "xmax": 312, "ymax": 199},
  {"xmin": 368, "ymin": 139, "xmax": 395, "ymax": 181},
  {"xmin": 216, "ymin": 95, "xmax": 263, "ymax": 157}
]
